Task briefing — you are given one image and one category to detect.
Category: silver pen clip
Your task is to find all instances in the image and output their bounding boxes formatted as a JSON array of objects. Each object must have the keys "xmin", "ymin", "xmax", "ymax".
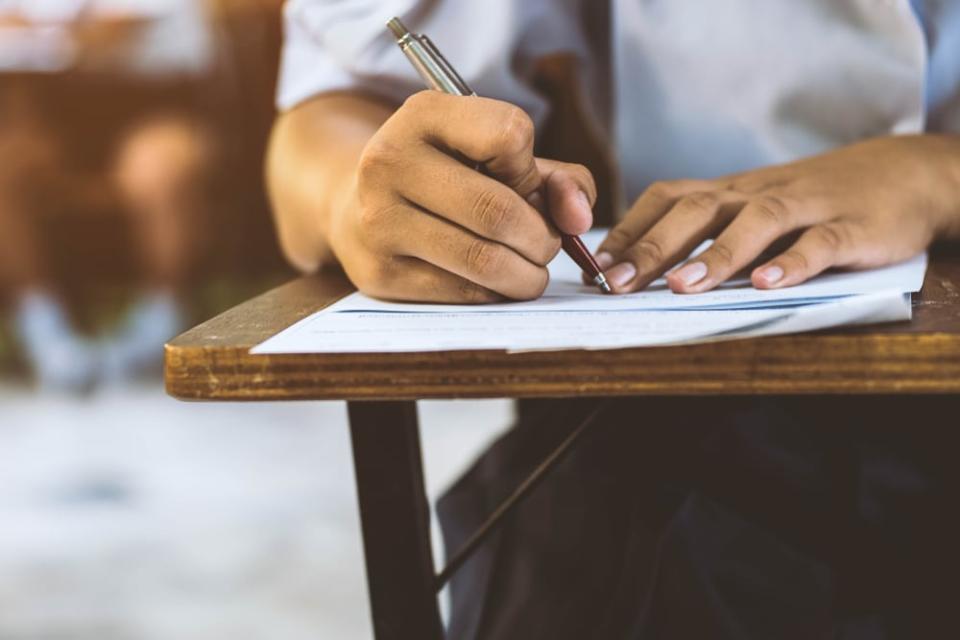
[{"xmin": 418, "ymin": 35, "xmax": 475, "ymax": 97}]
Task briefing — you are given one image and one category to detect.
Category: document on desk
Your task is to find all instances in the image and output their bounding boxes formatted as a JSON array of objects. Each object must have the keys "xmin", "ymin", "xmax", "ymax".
[
  {"xmin": 252, "ymin": 231, "xmax": 926, "ymax": 354},
  {"xmin": 319, "ymin": 233, "xmax": 927, "ymax": 314}
]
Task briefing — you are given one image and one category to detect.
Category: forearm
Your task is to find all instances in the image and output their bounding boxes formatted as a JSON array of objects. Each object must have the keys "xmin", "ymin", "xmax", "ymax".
[
  {"xmin": 931, "ymin": 134, "xmax": 960, "ymax": 242},
  {"xmin": 266, "ymin": 93, "xmax": 394, "ymax": 272}
]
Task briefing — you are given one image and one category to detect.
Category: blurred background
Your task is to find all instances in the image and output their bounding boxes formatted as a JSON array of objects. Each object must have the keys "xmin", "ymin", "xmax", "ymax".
[{"xmin": 0, "ymin": 2, "xmax": 507, "ymax": 637}]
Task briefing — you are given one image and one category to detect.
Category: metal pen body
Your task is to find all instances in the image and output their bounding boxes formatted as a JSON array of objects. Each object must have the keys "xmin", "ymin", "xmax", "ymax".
[{"xmin": 389, "ymin": 20, "xmax": 475, "ymax": 97}]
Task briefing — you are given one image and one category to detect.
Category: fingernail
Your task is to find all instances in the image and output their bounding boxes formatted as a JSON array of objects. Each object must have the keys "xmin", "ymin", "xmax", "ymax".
[
  {"xmin": 673, "ymin": 261, "xmax": 708, "ymax": 287},
  {"xmin": 596, "ymin": 251, "xmax": 614, "ymax": 269},
  {"xmin": 607, "ymin": 262, "xmax": 637, "ymax": 288},
  {"xmin": 757, "ymin": 265, "xmax": 784, "ymax": 285}
]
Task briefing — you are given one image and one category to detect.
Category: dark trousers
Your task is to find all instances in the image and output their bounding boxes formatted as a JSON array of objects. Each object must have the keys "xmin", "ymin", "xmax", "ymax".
[{"xmin": 438, "ymin": 397, "xmax": 960, "ymax": 640}]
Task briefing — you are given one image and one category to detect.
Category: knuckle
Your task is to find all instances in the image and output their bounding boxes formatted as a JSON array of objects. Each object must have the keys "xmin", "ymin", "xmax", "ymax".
[
  {"xmin": 357, "ymin": 139, "xmax": 401, "ymax": 186},
  {"xmin": 355, "ymin": 198, "xmax": 384, "ymax": 226},
  {"xmin": 783, "ymin": 249, "xmax": 811, "ymax": 271},
  {"xmin": 812, "ymin": 224, "xmax": 848, "ymax": 251},
  {"xmin": 680, "ymin": 190, "xmax": 720, "ymax": 212},
  {"xmin": 355, "ymin": 203, "xmax": 382, "ymax": 228},
  {"xmin": 708, "ymin": 242, "xmax": 735, "ymax": 267},
  {"xmin": 646, "ymin": 180, "xmax": 676, "ymax": 201},
  {"xmin": 465, "ymin": 239, "xmax": 505, "ymax": 278},
  {"xmin": 457, "ymin": 280, "xmax": 490, "ymax": 304},
  {"xmin": 731, "ymin": 175, "xmax": 767, "ymax": 194},
  {"xmin": 630, "ymin": 237, "xmax": 666, "ymax": 266},
  {"xmin": 471, "ymin": 189, "xmax": 513, "ymax": 236},
  {"xmin": 748, "ymin": 195, "xmax": 789, "ymax": 228},
  {"xmin": 605, "ymin": 225, "xmax": 635, "ymax": 250},
  {"xmin": 512, "ymin": 161, "xmax": 541, "ymax": 195},
  {"xmin": 356, "ymin": 201, "xmax": 401, "ymax": 230},
  {"xmin": 402, "ymin": 90, "xmax": 437, "ymax": 113},
  {"xmin": 498, "ymin": 106, "xmax": 535, "ymax": 153}
]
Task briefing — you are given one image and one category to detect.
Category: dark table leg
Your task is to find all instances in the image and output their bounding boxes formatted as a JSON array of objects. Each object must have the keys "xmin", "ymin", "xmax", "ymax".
[{"xmin": 347, "ymin": 400, "xmax": 445, "ymax": 640}]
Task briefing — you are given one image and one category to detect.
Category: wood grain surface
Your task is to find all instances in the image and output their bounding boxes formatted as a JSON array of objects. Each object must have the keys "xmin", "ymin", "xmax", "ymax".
[{"xmin": 166, "ymin": 251, "xmax": 960, "ymax": 401}]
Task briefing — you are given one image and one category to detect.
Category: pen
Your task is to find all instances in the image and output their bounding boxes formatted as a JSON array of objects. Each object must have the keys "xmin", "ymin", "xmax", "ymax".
[{"xmin": 387, "ymin": 17, "xmax": 612, "ymax": 294}]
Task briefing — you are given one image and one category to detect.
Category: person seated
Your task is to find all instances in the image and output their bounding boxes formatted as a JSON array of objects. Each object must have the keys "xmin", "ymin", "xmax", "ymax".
[
  {"xmin": 0, "ymin": 0, "xmax": 216, "ymax": 392},
  {"xmin": 267, "ymin": 1, "xmax": 960, "ymax": 636}
]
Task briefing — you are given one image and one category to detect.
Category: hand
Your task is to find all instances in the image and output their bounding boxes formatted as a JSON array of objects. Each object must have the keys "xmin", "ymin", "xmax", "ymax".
[
  {"xmin": 595, "ymin": 135, "xmax": 960, "ymax": 294},
  {"xmin": 330, "ymin": 91, "xmax": 596, "ymax": 303}
]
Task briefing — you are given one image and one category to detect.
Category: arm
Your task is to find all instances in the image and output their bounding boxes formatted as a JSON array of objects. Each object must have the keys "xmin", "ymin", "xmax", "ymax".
[
  {"xmin": 266, "ymin": 91, "xmax": 597, "ymax": 303},
  {"xmin": 266, "ymin": 93, "xmax": 392, "ymax": 273}
]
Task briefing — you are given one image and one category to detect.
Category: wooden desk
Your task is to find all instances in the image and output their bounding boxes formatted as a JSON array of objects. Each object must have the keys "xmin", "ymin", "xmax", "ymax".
[{"xmin": 166, "ymin": 250, "xmax": 960, "ymax": 640}]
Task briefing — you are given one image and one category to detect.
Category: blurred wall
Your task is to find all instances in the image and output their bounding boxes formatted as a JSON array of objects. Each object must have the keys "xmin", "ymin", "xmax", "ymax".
[
  {"xmin": 0, "ymin": 1, "xmax": 291, "ymax": 361},
  {"xmin": 0, "ymin": 1, "xmax": 289, "ymax": 301}
]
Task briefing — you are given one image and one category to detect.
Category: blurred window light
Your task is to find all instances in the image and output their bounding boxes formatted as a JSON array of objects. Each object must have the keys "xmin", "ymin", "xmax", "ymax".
[
  {"xmin": 0, "ymin": 0, "xmax": 86, "ymax": 24},
  {"xmin": 0, "ymin": 25, "xmax": 76, "ymax": 72},
  {"xmin": 0, "ymin": 0, "xmax": 213, "ymax": 75}
]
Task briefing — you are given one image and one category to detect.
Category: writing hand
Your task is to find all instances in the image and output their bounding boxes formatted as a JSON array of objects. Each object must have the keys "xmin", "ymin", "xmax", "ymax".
[{"xmin": 333, "ymin": 91, "xmax": 595, "ymax": 303}]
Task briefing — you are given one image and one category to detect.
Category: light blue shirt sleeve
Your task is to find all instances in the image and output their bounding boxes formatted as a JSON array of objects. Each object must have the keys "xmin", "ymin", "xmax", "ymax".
[{"xmin": 912, "ymin": 0, "xmax": 960, "ymax": 131}]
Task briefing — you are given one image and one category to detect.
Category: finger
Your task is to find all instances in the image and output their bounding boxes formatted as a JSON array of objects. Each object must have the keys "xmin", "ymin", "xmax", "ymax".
[
  {"xmin": 750, "ymin": 222, "xmax": 860, "ymax": 289},
  {"xmin": 597, "ymin": 179, "xmax": 714, "ymax": 262},
  {"xmin": 361, "ymin": 256, "xmax": 504, "ymax": 305},
  {"xmin": 399, "ymin": 91, "xmax": 542, "ymax": 198},
  {"xmin": 391, "ymin": 145, "xmax": 560, "ymax": 266},
  {"xmin": 603, "ymin": 190, "xmax": 740, "ymax": 293},
  {"xmin": 666, "ymin": 195, "xmax": 810, "ymax": 293},
  {"xmin": 384, "ymin": 203, "xmax": 551, "ymax": 300},
  {"xmin": 537, "ymin": 158, "xmax": 596, "ymax": 235}
]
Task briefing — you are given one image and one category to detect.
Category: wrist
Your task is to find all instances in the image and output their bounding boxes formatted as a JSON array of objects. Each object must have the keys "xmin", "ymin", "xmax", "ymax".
[
  {"xmin": 323, "ymin": 173, "xmax": 359, "ymax": 269},
  {"xmin": 268, "ymin": 93, "xmax": 393, "ymax": 272},
  {"xmin": 267, "ymin": 125, "xmax": 332, "ymax": 272}
]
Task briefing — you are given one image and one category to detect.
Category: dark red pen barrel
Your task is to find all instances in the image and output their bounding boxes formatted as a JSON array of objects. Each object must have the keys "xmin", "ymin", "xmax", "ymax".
[{"xmin": 562, "ymin": 235, "xmax": 602, "ymax": 278}]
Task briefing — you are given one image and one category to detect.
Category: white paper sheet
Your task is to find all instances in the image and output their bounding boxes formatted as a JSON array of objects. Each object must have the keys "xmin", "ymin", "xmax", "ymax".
[
  {"xmin": 321, "ymin": 231, "xmax": 927, "ymax": 314},
  {"xmin": 253, "ymin": 291, "xmax": 912, "ymax": 355},
  {"xmin": 252, "ymin": 229, "xmax": 923, "ymax": 355}
]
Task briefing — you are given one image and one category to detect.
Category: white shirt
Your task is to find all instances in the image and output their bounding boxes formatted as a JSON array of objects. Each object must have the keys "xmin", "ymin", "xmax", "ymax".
[
  {"xmin": 278, "ymin": 0, "xmax": 960, "ymax": 208},
  {"xmin": 0, "ymin": 0, "xmax": 213, "ymax": 76}
]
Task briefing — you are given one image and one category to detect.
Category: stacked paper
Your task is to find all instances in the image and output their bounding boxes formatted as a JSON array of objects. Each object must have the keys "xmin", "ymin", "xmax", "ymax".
[{"xmin": 253, "ymin": 231, "xmax": 926, "ymax": 354}]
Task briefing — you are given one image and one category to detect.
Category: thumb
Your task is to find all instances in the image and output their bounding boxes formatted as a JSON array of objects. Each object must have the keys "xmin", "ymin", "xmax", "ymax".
[{"xmin": 536, "ymin": 158, "xmax": 596, "ymax": 235}]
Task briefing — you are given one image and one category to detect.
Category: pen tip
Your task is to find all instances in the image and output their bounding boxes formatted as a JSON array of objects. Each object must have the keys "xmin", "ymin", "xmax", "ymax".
[
  {"xmin": 595, "ymin": 273, "xmax": 613, "ymax": 294},
  {"xmin": 387, "ymin": 17, "xmax": 408, "ymax": 40}
]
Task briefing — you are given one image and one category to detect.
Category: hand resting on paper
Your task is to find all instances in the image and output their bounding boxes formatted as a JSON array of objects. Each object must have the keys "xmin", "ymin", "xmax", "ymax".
[{"xmin": 594, "ymin": 135, "xmax": 960, "ymax": 294}]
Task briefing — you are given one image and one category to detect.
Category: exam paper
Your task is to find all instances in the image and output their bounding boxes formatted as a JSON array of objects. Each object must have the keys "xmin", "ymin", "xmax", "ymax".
[
  {"xmin": 321, "ymin": 231, "xmax": 927, "ymax": 314},
  {"xmin": 252, "ymin": 290, "xmax": 911, "ymax": 354},
  {"xmin": 252, "ymin": 229, "xmax": 924, "ymax": 355}
]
